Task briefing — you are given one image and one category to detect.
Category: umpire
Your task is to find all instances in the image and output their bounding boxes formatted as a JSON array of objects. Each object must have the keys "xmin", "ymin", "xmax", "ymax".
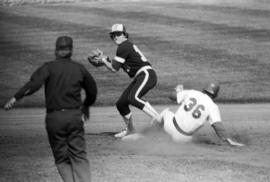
[{"xmin": 4, "ymin": 36, "xmax": 97, "ymax": 182}]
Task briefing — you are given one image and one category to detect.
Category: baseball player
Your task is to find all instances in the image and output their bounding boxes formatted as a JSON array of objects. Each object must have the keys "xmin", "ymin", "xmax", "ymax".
[
  {"xmin": 88, "ymin": 23, "xmax": 160, "ymax": 138},
  {"xmin": 4, "ymin": 36, "xmax": 97, "ymax": 182},
  {"xmin": 154, "ymin": 83, "xmax": 244, "ymax": 146}
]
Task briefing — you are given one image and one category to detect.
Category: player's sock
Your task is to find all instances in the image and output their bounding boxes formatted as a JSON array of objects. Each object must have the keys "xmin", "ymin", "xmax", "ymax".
[
  {"xmin": 142, "ymin": 102, "xmax": 161, "ymax": 122},
  {"xmin": 115, "ymin": 113, "xmax": 135, "ymax": 138},
  {"xmin": 124, "ymin": 113, "xmax": 135, "ymax": 133}
]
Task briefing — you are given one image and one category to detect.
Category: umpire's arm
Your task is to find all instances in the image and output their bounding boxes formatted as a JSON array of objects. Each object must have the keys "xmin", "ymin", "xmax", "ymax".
[
  {"xmin": 15, "ymin": 63, "xmax": 50, "ymax": 100},
  {"xmin": 81, "ymin": 68, "xmax": 97, "ymax": 107},
  {"xmin": 4, "ymin": 63, "xmax": 49, "ymax": 110}
]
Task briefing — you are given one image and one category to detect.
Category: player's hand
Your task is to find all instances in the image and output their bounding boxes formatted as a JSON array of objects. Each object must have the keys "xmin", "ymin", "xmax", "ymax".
[
  {"xmin": 81, "ymin": 106, "xmax": 89, "ymax": 122},
  {"xmin": 95, "ymin": 49, "xmax": 109, "ymax": 63},
  {"xmin": 95, "ymin": 49, "xmax": 104, "ymax": 58},
  {"xmin": 175, "ymin": 84, "xmax": 183, "ymax": 93},
  {"xmin": 226, "ymin": 138, "xmax": 245, "ymax": 147},
  {"xmin": 4, "ymin": 97, "xmax": 16, "ymax": 110},
  {"xmin": 87, "ymin": 49, "xmax": 105, "ymax": 67}
]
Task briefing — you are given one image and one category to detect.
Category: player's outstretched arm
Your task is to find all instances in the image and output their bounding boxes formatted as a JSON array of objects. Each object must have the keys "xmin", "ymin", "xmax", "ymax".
[
  {"xmin": 87, "ymin": 49, "xmax": 105, "ymax": 67},
  {"xmin": 169, "ymin": 84, "xmax": 183, "ymax": 102},
  {"xmin": 169, "ymin": 84, "xmax": 184, "ymax": 104},
  {"xmin": 102, "ymin": 57, "xmax": 118, "ymax": 73},
  {"xmin": 212, "ymin": 122, "xmax": 245, "ymax": 147},
  {"xmin": 87, "ymin": 49, "xmax": 121, "ymax": 73}
]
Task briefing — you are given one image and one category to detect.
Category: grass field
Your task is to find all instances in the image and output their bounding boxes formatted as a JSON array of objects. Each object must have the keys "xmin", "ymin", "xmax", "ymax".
[
  {"xmin": 0, "ymin": 0, "xmax": 270, "ymax": 107},
  {"xmin": 0, "ymin": 104, "xmax": 270, "ymax": 182},
  {"xmin": 1, "ymin": 1, "xmax": 270, "ymax": 181}
]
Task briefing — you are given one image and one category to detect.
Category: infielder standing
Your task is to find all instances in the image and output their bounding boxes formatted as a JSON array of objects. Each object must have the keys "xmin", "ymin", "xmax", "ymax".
[
  {"xmin": 154, "ymin": 83, "xmax": 244, "ymax": 146},
  {"xmin": 4, "ymin": 36, "xmax": 97, "ymax": 182},
  {"xmin": 88, "ymin": 24, "xmax": 160, "ymax": 138}
]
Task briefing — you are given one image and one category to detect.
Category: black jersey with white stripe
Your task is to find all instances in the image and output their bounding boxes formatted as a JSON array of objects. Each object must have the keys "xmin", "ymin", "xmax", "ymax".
[{"xmin": 114, "ymin": 40, "xmax": 151, "ymax": 78}]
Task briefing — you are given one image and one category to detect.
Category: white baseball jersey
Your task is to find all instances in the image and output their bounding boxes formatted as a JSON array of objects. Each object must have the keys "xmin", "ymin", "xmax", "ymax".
[{"xmin": 173, "ymin": 89, "xmax": 221, "ymax": 135}]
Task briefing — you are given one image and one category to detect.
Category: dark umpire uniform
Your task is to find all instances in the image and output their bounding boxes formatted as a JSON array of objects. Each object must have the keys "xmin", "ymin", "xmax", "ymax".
[{"xmin": 5, "ymin": 36, "xmax": 97, "ymax": 182}]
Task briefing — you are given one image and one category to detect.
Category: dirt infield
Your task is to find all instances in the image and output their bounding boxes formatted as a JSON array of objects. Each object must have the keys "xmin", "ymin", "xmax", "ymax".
[{"xmin": 0, "ymin": 104, "xmax": 270, "ymax": 182}]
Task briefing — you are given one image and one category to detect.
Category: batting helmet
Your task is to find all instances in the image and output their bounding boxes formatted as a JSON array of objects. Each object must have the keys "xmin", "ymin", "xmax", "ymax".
[
  {"xmin": 109, "ymin": 24, "xmax": 129, "ymax": 39},
  {"xmin": 202, "ymin": 83, "xmax": 220, "ymax": 99}
]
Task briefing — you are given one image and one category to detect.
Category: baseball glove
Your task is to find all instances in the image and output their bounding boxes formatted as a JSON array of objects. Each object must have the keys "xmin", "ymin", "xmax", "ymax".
[{"xmin": 87, "ymin": 49, "xmax": 105, "ymax": 67}]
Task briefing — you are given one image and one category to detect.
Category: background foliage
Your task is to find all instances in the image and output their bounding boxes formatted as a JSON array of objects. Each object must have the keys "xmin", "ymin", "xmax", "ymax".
[{"xmin": 0, "ymin": 0, "xmax": 270, "ymax": 107}]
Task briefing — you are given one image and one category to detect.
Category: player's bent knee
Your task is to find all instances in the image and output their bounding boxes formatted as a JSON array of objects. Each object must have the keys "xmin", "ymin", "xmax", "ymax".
[
  {"xmin": 116, "ymin": 103, "xmax": 128, "ymax": 116},
  {"xmin": 127, "ymin": 96, "xmax": 143, "ymax": 109},
  {"xmin": 162, "ymin": 109, "xmax": 174, "ymax": 122},
  {"xmin": 116, "ymin": 99, "xmax": 126, "ymax": 110},
  {"xmin": 162, "ymin": 110, "xmax": 174, "ymax": 132}
]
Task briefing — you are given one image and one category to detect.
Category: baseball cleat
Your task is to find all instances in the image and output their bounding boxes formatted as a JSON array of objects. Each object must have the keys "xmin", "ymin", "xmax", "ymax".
[
  {"xmin": 121, "ymin": 133, "xmax": 144, "ymax": 141},
  {"xmin": 114, "ymin": 129, "xmax": 129, "ymax": 138}
]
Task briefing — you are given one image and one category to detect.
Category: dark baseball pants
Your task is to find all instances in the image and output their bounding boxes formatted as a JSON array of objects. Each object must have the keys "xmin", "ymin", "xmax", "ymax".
[
  {"xmin": 116, "ymin": 69, "xmax": 157, "ymax": 116},
  {"xmin": 45, "ymin": 110, "xmax": 91, "ymax": 182}
]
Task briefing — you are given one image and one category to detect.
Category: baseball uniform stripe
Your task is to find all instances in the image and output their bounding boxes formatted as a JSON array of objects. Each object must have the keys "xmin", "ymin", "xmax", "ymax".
[
  {"xmin": 114, "ymin": 56, "xmax": 125, "ymax": 63},
  {"xmin": 173, "ymin": 117, "xmax": 193, "ymax": 136},
  {"xmin": 134, "ymin": 69, "xmax": 149, "ymax": 105}
]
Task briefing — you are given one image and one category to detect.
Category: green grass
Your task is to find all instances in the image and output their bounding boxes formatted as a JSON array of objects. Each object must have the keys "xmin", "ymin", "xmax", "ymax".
[{"xmin": 1, "ymin": 1, "xmax": 270, "ymax": 107}]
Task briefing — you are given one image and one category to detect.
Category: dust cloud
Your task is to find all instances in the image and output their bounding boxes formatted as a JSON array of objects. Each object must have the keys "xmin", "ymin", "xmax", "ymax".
[{"xmin": 115, "ymin": 125, "xmax": 212, "ymax": 156}]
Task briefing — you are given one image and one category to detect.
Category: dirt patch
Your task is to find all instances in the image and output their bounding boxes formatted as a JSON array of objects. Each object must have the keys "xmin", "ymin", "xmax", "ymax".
[{"xmin": 0, "ymin": 105, "xmax": 270, "ymax": 181}]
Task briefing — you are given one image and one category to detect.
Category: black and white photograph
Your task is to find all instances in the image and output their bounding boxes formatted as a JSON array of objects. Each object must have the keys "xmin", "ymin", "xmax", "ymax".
[{"xmin": 0, "ymin": 0, "xmax": 270, "ymax": 181}]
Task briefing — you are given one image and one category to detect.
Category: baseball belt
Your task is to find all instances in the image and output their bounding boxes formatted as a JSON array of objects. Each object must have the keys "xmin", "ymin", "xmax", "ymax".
[{"xmin": 172, "ymin": 116, "xmax": 193, "ymax": 136}]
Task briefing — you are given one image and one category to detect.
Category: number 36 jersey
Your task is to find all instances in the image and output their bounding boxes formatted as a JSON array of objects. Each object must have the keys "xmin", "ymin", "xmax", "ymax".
[{"xmin": 175, "ymin": 90, "xmax": 221, "ymax": 134}]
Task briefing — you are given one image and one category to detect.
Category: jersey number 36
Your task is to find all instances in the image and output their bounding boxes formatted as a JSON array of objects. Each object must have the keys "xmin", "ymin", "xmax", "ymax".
[{"xmin": 184, "ymin": 98, "xmax": 205, "ymax": 119}]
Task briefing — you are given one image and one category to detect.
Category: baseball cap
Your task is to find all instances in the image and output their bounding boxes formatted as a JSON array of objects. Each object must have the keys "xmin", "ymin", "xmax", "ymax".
[
  {"xmin": 56, "ymin": 36, "xmax": 73, "ymax": 50},
  {"xmin": 110, "ymin": 24, "xmax": 126, "ymax": 33}
]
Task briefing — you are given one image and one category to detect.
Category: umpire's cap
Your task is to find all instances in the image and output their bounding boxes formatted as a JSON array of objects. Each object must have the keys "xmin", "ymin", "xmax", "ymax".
[
  {"xmin": 202, "ymin": 83, "xmax": 220, "ymax": 99},
  {"xmin": 56, "ymin": 36, "xmax": 73, "ymax": 50}
]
